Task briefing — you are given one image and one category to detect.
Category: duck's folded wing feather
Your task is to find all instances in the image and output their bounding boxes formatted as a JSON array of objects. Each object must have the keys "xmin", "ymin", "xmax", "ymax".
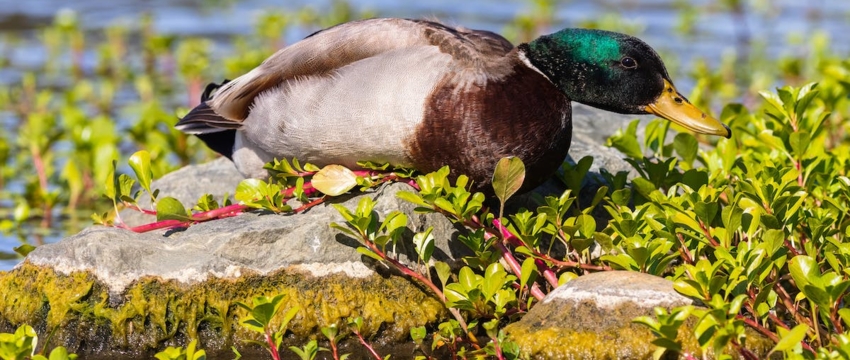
[
  {"xmin": 177, "ymin": 102, "xmax": 242, "ymax": 134},
  {"xmin": 211, "ymin": 18, "xmax": 513, "ymax": 120}
]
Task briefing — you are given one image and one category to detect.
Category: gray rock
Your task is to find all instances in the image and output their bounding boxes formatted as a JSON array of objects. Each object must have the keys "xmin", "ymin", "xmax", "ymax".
[
  {"xmin": 541, "ymin": 271, "xmax": 695, "ymax": 310},
  {"xmin": 30, "ymin": 181, "xmax": 466, "ymax": 296},
  {"xmin": 505, "ymin": 271, "xmax": 695, "ymax": 359},
  {"xmin": 505, "ymin": 271, "xmax": 773, "ymax": 359}
]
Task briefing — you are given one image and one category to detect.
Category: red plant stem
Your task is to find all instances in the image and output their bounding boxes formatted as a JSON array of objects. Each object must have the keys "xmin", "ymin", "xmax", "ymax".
[
  {"xmin": 491, "ymin": 334, "xmax": 506, "ymax": 360},
  {"xmin": 490, "ymin": 218, "xmax": 610, "ymax": 272},
  {"xmin": 736, "ymin": 342, "xmax": 759, "ymax": 360},
  {"xmin": 492, "ymin": 218, "xmax": 523, "ymax": 247},
  {"xmin": 363, "ymin": 239, "xmax": 469, "ymax": 332},
  {"xmin": 489, "ymin": 238, "xmax": 545, "ymax": 301},
  {"xmin": 832, "ymin": 292, "xmax": 846, "ymax": 334},
  {"xmin": 493, "ymin": 241, "xmax": 523, "ymax": 277},
  {"xmin": 774, "ymin": 282, "xmax": 814, "ymax": 330},
  {"xmin": 536, "ymin": 259, "xmax": 559, "ymax": 289},
  {"xmin": 768, "ymin": 311, "xmax": 790, "ymax": 331},
  {"xmin": 122, "ymin": 171, "xmax": 403, "ymax": 233},
  {"xmin": 737, "ymin": 315, "xmax": 779, "ymax": 343},
  {"xmin": 265, "ymin": 331, "xmax": 281, "ymax": 360},
  {"xmin": 547, "ymin": 256, "xmax": 611, "ymax": 272},
  {"xmin": 676, "ymin": 233, "xmax": 695, "ymax": 264},
  {"xmin": 405, "ymin": 179, "xmax": 420, "ymax": 190},
  {"xmin": 530, "ymin": 283, "xmax": 546, "ymax": 301},
  {"xmin": 784, "ymin": 238, "xmax": 801, "ymax": 257},
  {"xmin": 283, "ymin": 182, "xmax": 317, "ymax": 197},
  {"xmin": 125, "ymin": 203, "xmax": 157, "ymax": 215},
  {"xmin": 129, "ymin": 220, "xmax": 188, "ymax": 232},
  {"xmin": 354, "ymin": 331, "xmax": 383, "ymax": 360},
  {"xmin": 330, "ymin": 340, "xmax": 340, "ymax": 360},
  {"xmin": 738, "ymin": 314, "xmax": 815, "ymax": 353},
  {"xmin": 294, "ymin": 197, "xmax": 326, "ymax": 213},
  {"xmin": 698, "ymin": 220, "xmax": 720, "ymax": 247},
  {"xmin": 128, "ymin": 204, "xmax": 248, "ymax": 232},
  {"xmin": 192, "ymin": 204, "xmax": 248, "ymax": 220}
]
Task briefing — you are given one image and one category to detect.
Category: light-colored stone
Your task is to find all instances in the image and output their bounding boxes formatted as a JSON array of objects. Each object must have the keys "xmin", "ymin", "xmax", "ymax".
[
  {"xmin": 506, "ymin": 271, "xmax": 773, "ymax": 359},
  {"xmin": 542, "ymin": 270, "xmax": 693, "ymax": 309},
  {"xmin": 27, "ymin": 181, "xmax": 466, "ymax": 295}
]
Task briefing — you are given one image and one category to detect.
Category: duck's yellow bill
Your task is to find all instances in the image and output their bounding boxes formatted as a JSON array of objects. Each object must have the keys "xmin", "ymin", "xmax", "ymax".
[{"xmin": 645, "ymin": 80, "xmax": 731, "ymax": 138}]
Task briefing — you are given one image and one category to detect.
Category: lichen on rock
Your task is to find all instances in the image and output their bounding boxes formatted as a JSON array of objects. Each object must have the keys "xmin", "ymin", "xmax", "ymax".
[{"xmin": 0, "ymin": 262, "xmax": 445, "ymax": 357}]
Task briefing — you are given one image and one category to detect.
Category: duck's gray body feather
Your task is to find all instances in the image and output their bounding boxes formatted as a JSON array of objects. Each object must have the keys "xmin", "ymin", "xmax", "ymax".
[{"xmin": 177, "ymin": 18, "xmax": 516, "ymax": 179}]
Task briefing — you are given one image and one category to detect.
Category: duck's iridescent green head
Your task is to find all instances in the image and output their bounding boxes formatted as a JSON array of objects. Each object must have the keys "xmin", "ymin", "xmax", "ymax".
[{"xmin": 521, "ymin": 28, "xmax": 730, "ymax": 138}]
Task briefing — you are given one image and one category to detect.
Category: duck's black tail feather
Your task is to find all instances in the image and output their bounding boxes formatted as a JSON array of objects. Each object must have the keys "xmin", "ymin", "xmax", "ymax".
[{"xmin": 176, "ymin": 79, "xmax": 237, "ymax": 160}]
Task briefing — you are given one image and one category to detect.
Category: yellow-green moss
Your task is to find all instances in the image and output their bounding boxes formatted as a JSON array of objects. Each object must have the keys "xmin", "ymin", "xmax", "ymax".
[
  {"xmin": 505, "ymin": 299, "xmax": 774, "ymax": 359},
  {"xmin": 0, "ymin": 262, "xmax": 446, "ymax": 357}
]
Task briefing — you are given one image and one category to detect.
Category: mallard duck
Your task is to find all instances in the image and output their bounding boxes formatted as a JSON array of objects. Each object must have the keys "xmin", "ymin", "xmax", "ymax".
[{"xmin": 177, "ymin": 18, "xmax": 729, "ymax": 193}]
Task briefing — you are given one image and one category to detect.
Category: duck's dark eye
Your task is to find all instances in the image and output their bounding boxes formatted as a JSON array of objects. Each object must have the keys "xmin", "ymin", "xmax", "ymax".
[{"xmin": 621, "ymin": 57, "xmax": 637, "ymax": 69}]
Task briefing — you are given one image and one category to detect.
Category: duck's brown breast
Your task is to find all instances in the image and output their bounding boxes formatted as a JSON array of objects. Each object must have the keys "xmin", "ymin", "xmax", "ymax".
[{"xmin": 407, "ymin": 62, "xmax": 572, "ymax": 193}]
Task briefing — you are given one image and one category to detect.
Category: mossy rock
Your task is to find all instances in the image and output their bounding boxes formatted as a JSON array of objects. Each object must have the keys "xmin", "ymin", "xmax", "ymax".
[
  {"xmin": 505, "ymin": 271, "xmax": 774, "ymax": 359},
  {"xmin": 0, "ymin": 261, "xmax": 445, "ymax": 358}
]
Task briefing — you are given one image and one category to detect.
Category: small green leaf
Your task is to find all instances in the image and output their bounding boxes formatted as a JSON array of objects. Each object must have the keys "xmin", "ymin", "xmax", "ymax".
[
  {"xmin": 695, "ymin": 201, "xmax": 719, "ymax": 224},
  {"xmin": 433, "ymin": 197, "xmax": 456, "ymax": 214},
  {"xmin": 156, "ymin": 197, "xmax": 193, "ymax": 222},
  {"xmin": 558, "ymin": 272, "xmax": 578, "ymax": 286},
  {"xmin": 104, "ymin": 160, "xmax": 117, "ymax": 200},
  {"xmin": 681, "ymin": 169, "xmax": 708, "ymax": 190},
  {"xmin": 312, "ymin": 165, "xmax": 358, "ymax": 196},
  {"xmin": 412, "ymin": 227, "xmax": 435, "ymax": 263},
  {"xmin": 794, "ymin": 83, "xmax": 818, "ymax": 123},
  {"xmin": 434, "ymin": 261, "xmax": 451, "ymax": 289},
  {"xmin": 321, "ymin": 324, "xmax": 339, "ymax": 341},
  {"xmin": 576, "ymin": 214, "xmax": 596, "ymax": 238},
  {"xmin": 356, "ymin": 247, "xmax": 383, "ymax": 262},
  {"xmin": 458, "ymin": 266, "xmax": 478, "ymax": 292},
  {"xmin": 520, "ymin": 257, "xmax": 537, "ymax": 290},
  {"xmin": 492, "ymin": 157, "xmax": 525, "ymax": 214},
  {"xmin": 235, "ymin": 179, "xmax": 265, "ymax": 205},
  {"xmin": 673, "ymin": 279, "xmax": 704, "ymax": 299},
  {"xmin": 128, "ymin": 150, "xmax": 154, "ymax": 198},
  {"xmin": 13, "ymin": 201, "xmax": 31, "ymax": 223},
  {"xmin": 410, "ymin": 326, "xmax": 426, "ymax": 344},
  {"xmin": 788, "ymin": 255, "xmax": 819, "ymax": 291},
  {"xmin": 771, "ymin": 324, "xmax": 808, "ymax": 353},
  {"xmin": 611, "ymin": 188, "xmax": 631, "ymax": 206},
  {"xmin": 396, "ymin": 191, "xmax": 429, "ymax": 207},
  {"xmin": 594, "ymin": 232, "xmax": 614, "ymax": 252},
  {"xmin": 14, "ymin": 244, "xmax": 37, "ymax": 256},
  {"xmin": 607, "ymin": 120, "xmax": 643, "ymax": 159},
  {"xmin": 789, "ymin": 131, "xmax": 810, "ymax": 157},
  {"xmin": 673, "ymin": 133, "xmax": 698, "ymax": 167},
  {"xmin": 117, "ymin": 174, "xmax": 136, "ymax": 202},
  {"xmin": 802, "ymin": 284, "xmax": 830, "ymax": 307}
]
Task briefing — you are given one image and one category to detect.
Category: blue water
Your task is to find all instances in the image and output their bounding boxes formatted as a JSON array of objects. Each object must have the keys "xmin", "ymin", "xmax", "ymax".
[
  {"xmin": 0, "ymin": 0, "xmax": 848, "ymax": 270},
  {"xmin": 2, "ymin": 0, "xmax": 848, "ymax": 72}
]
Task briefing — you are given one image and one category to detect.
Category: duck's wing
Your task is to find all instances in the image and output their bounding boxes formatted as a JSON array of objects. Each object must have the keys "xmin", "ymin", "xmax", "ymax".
[{"xmin": 176, "ymin": 18, "xmax": 514, "ymax": 133}]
